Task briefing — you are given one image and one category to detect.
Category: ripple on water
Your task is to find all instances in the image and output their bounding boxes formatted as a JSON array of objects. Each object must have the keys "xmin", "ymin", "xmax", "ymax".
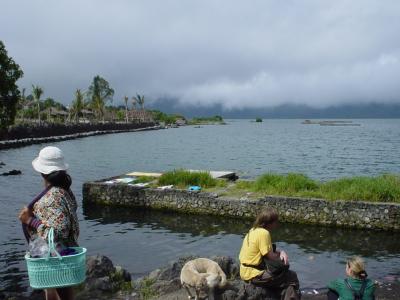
[{"xmin": 1, "ymin": 119, "xmax": 400, "ymax": 293}]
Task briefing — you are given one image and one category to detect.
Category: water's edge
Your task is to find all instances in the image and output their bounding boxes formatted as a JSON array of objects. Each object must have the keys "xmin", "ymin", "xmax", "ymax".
[
  {"xmin": 0, "ymin": 124, "xmax": 160, "ymax": 150},
  {"xmin": 83, "ymin": 182, "xmax": 400, "ymax": 231}
]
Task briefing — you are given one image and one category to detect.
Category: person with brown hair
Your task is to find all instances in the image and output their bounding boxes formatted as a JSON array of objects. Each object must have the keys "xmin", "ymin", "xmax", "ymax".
[
  {"xmin": 239, "ymin": 207, "xmax": 300, "ymax": 299},
  {"xmin": 18, "ymin": 146, "xmax": 79, "ymax": 300},
  {"xmin": 327, "ymin": 256, "xmax": 375, "ymax": 300}
]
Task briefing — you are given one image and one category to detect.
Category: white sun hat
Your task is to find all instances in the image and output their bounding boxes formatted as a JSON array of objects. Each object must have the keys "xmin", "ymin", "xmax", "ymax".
[{"xmin": 32, "ymin": 146, "xmax": 69, "ymax": 174}]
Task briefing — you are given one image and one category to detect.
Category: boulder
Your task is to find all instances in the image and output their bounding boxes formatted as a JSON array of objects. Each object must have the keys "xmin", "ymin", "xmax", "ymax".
[
  {"xmin": 1, "ymin": 169, "xmax": 22, "ymax": 176},
  {"xmin": 152, "ymin": 278, "xmax": 181, "ymax": 295},
  {"xmin": 157, "ymin": 255, "xmax": 198, "ymax": 281},
  {"xmin": 211, "ymin": 256, "xmax": 239, "ymax": 279},
  {"xmin": 114, "ymin": 265, "xmax": 132, "ymax": 282},
  {"xmin": 87, "ymin": 276, "xmax": 114, "ymax": 291},
  {"xmin": 234, "ymin": 281, "xmax": 281, "ymax": 300},
  {"xmin": 84, "ymin": 255, "xmax": 132, "ymax": 294},
  {"xmin": 86, "ymin": 254, "xmax": 115, "ymax": 278},
  {"xmin": 146, "ymin": 256, "xmax": 285, "ymax": 300}
]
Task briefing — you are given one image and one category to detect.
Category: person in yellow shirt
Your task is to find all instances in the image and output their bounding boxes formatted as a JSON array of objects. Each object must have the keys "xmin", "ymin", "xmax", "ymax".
[{"xmin": 239, "ymin": 208, "xmax": 300, "ymax": 299}]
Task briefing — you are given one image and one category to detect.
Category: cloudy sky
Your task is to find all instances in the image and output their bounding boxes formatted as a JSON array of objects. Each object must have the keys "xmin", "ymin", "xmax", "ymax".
[{"xmin": 2, "ymin": 0, "xmax": 400, "ymax": 109}]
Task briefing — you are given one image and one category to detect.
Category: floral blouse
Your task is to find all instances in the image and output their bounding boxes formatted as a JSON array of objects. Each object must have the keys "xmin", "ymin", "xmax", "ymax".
[{"xmin": 29, "ymin": 187, "xmax": 79, "ymax": 247}]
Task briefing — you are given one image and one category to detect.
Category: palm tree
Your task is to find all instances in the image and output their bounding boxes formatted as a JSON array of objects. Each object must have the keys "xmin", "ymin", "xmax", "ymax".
[
  {"xmin": 91, "ymin": 95, "xmax": 105, "ymax": 122},
  {"xmin": 124, "ymin": 96, "xmax": 129, "ymax": 123},
  {"xmin": 131, "ymin": 96, "xmax": 137, "ymax": 110},
  {"xmin": 71, "ymin": 89, "xmax": 85, "ymax": 123},
  {"xmin": 86, "ymin": 75, "xmax": 114, "ymax": 122},
  {"xmin": 18, "ymin": 88, "xmax": 26, "ymax": 121},
  {"xmin": 32, "ymin": 85, "xmax": 43, "ymax": 125},
  {"xmin": 132, "ymin": 94, "xmax": 145, "ymax": 110}
]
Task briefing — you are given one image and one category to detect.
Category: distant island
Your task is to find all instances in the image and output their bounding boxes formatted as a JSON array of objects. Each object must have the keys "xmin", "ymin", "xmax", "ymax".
[
  {"xmin": 302, "ymin": 120, "xmax": 361, "ymax": 126},
  {"xmin": 147, "ymin": 99, "xmax": 400, "ymax": 119},
  {"xmin": 188, "ymin": 115, "xmax": 225, "ymax": 125}
]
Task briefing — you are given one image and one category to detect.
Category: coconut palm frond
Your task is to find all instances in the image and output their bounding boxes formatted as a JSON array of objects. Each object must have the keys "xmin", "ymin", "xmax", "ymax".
[{"xmin": 32, "ymin": 85, "xmax": 44, "ymax": 124}]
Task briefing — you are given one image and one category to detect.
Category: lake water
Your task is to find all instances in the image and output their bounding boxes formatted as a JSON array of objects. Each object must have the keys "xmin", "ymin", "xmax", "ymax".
[{"xmin": 1, "ymin": 119, "xmax": 400, "ymax": 295}]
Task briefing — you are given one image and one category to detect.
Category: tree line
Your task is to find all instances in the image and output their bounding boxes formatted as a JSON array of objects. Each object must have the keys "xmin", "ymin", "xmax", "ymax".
[{"xmin": 0, "ymin": 40, "xmax": 148, "ymax": 131}]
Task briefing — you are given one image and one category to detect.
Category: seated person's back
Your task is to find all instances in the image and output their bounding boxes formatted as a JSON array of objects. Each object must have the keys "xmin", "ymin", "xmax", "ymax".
[{"xmin": 327, "ymin": 256, "xmax": 375, "ymax": 300}]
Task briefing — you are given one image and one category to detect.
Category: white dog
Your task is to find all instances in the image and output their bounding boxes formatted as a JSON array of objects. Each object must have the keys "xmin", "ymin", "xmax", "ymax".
[{"xmin": 180, "ymin": 258, "xmax": 227, "ymax": 300}]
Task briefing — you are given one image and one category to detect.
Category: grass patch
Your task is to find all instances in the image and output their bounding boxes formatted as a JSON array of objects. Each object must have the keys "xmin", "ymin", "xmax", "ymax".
[
  {"xmin": 215, "ymin": 179, "xmax": 229, "ymax": 188},
  {"xmin": 134, "ymin": 176, "xmax": 157, "ymax": 183},
  {"xmin": 239, "ymin": 173, "xmax": 318, "ymax": 195},
  {"xmin": 254, "ymin": 173, "xmax": 319, "ymax": 194},
  {"xmin": 110, "ymin": 269, "xmax": 133, "ymax": 292},
  {"xmin": 158, "ymin": 169, "xmax": 218, "ymax": 188},
  {"xmin": 138, "ymin": 277, "xmax": 157, "ymax": 300},
  {"xmin": 229, "ymin": 173, "xmax": 400, "ymax": 203},
  {"xmin": 319, "ymin": 174, "xmax": 400, "ymax": 202}
]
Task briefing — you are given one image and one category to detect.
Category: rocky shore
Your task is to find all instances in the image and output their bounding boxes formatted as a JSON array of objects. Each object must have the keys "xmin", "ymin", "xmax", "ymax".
[
  {"xmin": 2, "ymin": 255, "xmax": 398, "ymax": 300},
  {"xmin": 1, "ymin": 255, "xmax": 132, "ymax": 300},
  {"xmin": 134, "ymin": 256, "xmax": 400, "ymax": 300},
  {"xmin": 0, "ymin": 123, "xmax": 159, "ymax": 150}
]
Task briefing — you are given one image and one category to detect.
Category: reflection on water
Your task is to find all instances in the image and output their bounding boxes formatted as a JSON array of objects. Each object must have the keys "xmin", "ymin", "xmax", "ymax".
[
  {"xmin": 83, "ymin": 204, "xmax": 400, "ymax": 288},
  {"xmin": 0, "ymin": 247, "xmax": 28, "ymax": 296}
]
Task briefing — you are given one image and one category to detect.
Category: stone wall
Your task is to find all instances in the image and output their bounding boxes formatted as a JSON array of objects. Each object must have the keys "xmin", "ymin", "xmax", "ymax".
[
  {"xmin": 82, "ymin": 182, "xmax": 400, "ymax": 231},
  {"xmin": 0, "ymin": 123, "xmax": 158, "ymax": 150},
  {"xmin": 0, "ymin": 122, "xmax": 156, "ymax": 140}
]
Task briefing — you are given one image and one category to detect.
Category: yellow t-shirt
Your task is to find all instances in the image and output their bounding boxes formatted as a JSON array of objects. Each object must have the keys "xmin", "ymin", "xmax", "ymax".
[{"xmin": 239, "ymin": 227, "xmax": 273, "ymax": 281}]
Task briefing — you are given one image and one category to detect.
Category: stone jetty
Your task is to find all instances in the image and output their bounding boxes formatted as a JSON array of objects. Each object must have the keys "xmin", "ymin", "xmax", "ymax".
[
  {"xmin": 0, "ymin": 124, "xmax": 160, "ymax": 150},
  {"xmin": 83, "ymin": 182, "xmax": 400, "ymax": 231}
]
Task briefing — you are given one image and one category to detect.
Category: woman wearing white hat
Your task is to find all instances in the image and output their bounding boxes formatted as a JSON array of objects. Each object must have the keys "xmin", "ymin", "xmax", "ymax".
[{"xmin": 18, "ymin": 146, "xmax": 79, "ymax": 300}]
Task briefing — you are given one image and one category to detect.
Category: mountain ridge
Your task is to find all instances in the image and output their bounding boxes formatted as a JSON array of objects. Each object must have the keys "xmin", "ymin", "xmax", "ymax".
[{"xmin": 147, "ymin": 99, "xmax": 400, "ymax": 118}]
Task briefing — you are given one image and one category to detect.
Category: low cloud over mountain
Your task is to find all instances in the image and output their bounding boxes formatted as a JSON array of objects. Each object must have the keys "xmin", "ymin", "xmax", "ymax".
[{"xmin": 2, "ymin": 0, "xmax": 400, "ymax": 109}]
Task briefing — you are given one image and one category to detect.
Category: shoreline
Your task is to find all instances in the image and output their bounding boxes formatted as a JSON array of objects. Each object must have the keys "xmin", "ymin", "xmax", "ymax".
[
  {"xmin": 83, "ymin": 184, "xmax": 400, "ymax": 231},
  {"xmin": 130, "ymin": 256, "xmax": 400, "ymax": 300},
  {"xmin": 144, "ymin": 256, "xmax": 400, "ymax": 300},
  {"xmin": 2, "ymin": 254, "xmax": 399, "ymax": 300},
  {"xmin": 0, "ymin": 125, "xmax": 161, "ymax": 150}
]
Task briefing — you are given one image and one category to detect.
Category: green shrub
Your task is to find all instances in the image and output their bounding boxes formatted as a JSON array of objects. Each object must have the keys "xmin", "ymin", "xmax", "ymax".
[
  {"xmin": 138, "ymin": 278, "xmax": 157, "ymax": 300},
  {"xmin": 110, "ymin": 268, "xmax": 133, "ymax": 292},
  {"xmin": 158, "ymin": 169, "xmax": 217, "ymax": 188}
]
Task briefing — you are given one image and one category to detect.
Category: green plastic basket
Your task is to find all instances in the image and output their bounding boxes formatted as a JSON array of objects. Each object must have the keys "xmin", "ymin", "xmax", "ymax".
[{"xmin": 25, "ymin": 228, "xmax": 87, "ymax": 289}]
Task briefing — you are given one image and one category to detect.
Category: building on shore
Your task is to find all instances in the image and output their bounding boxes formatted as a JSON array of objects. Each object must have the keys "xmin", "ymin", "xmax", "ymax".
[
  {"xmin": 80, "ymin": 109, "xmax": 96, "ymax": 123},
  {"xmin": 128, "ymin": 110, "xmax": 154, "ymax": 123},
  {"xmin": 47, "ymin": 108, "xmax": 69, "ymax": 123},
  {"xmin": 175, "ymin": 118, "xmax": 187, "ymax": 126}
]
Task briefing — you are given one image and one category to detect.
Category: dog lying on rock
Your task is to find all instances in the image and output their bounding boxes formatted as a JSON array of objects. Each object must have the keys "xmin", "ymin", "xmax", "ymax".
[{"xmin": 180, "ymin": 258, "xmax": 227, "ymax": 300}]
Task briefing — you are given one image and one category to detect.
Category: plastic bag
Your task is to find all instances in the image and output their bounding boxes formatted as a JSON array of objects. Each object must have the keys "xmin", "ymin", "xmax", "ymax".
[
  {"xmin": 28, "ymin": 236, "xmax": 49, "ymax": 258},
  {"xmin": 188, "ymin": 185, "xmax": 201, "ymax": 191},
  {"xmin": 56, "ymin": 243, "xmax": 77, "ymax": 256}
]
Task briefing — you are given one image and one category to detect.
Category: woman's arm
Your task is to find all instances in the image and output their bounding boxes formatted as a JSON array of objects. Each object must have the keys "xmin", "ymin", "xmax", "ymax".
[
  {"xmin": 270, "ymin": 244, "xmax": 289, "ymax": 264},
  {"xmin": 265, "ymin": 249, "xmax": 289, "ymax": 264},
  {"xmin": 265, "ymin": 250, "xmax": 281, "ymax": 261}
]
